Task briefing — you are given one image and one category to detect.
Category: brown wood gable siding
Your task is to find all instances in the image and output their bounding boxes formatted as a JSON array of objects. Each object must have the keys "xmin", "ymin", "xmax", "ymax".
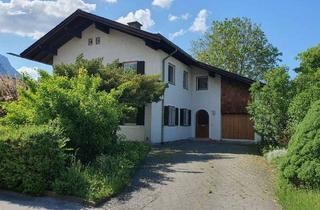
[{"xmin": 221, "ymin": 77, "xmax": 251, "ymax": 114}]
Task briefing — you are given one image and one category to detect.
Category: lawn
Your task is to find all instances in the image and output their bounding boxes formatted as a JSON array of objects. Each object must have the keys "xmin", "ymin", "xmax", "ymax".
[{"xmin": 271, "ymin": 158, "xmax": 320, "ymax": 210}]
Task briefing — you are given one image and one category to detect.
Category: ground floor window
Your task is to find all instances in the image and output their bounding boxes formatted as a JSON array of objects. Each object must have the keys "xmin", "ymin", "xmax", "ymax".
[
  {"xmin": 164, "ymin": 106, "xmax": 179, "ymax": 126},
  {"xmin": 180, "ymin": 109, "xmax": 191, "ymax": 126}
]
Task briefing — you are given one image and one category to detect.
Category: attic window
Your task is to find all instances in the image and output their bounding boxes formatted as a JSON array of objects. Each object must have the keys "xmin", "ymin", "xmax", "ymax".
[
  {"xmin": 96, "ymin": 37, "xmax": 100, "ymax": 45},
  {"xmin": 88, "ymin": 38, "xmax": 93, "ymax": 46}
]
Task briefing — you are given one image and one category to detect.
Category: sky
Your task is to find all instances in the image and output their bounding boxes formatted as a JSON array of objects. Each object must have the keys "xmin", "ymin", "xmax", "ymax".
[{"xmin": 0, "ymin": 0, "xmax": 319, "ymax": 78}]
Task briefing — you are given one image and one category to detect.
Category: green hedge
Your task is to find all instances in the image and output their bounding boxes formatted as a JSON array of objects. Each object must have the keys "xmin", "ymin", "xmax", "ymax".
[
  {"xmin": 0, "ymin": 125, "xmax": 68, "ymax": 195},
  {"xmin": 281, "ymin": 100, "xmax": 320, "ymax": 189}
]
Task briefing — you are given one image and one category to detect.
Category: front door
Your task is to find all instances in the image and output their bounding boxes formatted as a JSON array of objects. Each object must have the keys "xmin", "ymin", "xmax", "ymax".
[{"xmin": 196, "ymin": 110, "xmax": 209, "ymax": 138}]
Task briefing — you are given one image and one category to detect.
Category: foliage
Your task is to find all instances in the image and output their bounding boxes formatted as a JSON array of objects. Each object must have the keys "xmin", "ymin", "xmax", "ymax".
[
  {"xmin": 248, "ymin": 67, "xmax": 292, "ymax": 146},
  {"xmin": 287, "ymin": 44, "xmax": 320, "ymax": 135},
  {"xmin": 281, "ymin": 100, "xmax": 320, "ymax": 189},
  {"xmin": 54, "ymin": 55, "xmax": 166, "ymax": 108},
  {"xmin": 1, "ymin": 71, "xmax": 120, "ymax": 162},
  {"xmin": 53, "ymin": 142, "xmax": 150, "ymax": 202},
  {"xmin": 276, "ymin": 176, "xmax": 320, "ymax": 210},
  {"xmin": 191, "ymin": 17, "xmax": 282, "ymax": 80},
  {"xmin": 0, "ymin": 125, "xmax": 68, "ymax": 195}
]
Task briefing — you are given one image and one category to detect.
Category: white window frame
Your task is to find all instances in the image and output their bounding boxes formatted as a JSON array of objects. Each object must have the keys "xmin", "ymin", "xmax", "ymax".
[
  {"xmin": 196, "ymin": 76, "xmax": 208, "ymax": 91},
  {"xmin": 88, "ymin": 38, "xmax": 93, "ymax": 46},
  {"xmin": 181, "ymin": 109, "xmax": 190, "ymax": 126},
  {"xmin": 183, "ymin": 71, "xmax": 188, "ymax": 90},
  {"xmin": 168, "ymin": 63, "xmax": 176, "ymax": 85},
  {"xmin": 168, "ymin": 106, "xmax": 176, "ymax": 126},
  {"xmin": 96, "ymin": 37, "xmax": 101, "ymax": 45},
  {"xmin": 123, "ymin": 61, "xmax": 138, "ymax": 73}
]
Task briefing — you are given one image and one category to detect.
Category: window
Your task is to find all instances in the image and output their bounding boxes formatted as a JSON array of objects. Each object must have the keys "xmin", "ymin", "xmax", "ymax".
[
  {"xmin": 96, "ymin": 37, "xmax": 100, "ymax": 45},
  {"xmin": 180, "ymin": 109, "xmax": 191, "ymax": 126},
  {"xmin": 168, "ymin": 63, "xmax": 175, "ymax": 85},
  {"xmin": 123, "ymin": 61, "xmax": 138, "ymax": 72},
  {"xmin": 164, "ymin": 106, "xmax": 179, "ymax": 126},
  {"xmin": 88, "ymin": 38, "xmax": 93, "ymax": 46},
  {"xmin": 183, "ymin": 71, "xmax": 188, "ymax": 89},
  {"xmin": 168, "ymin": 106, "xmax": 176, "ymax": 126},
  {"xmin": 197, "ymin": 76, "xmax": 208, "ymax": 90}
]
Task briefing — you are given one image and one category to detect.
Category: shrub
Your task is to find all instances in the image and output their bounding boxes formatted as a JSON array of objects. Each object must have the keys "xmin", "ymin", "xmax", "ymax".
[
  {"xmin": 0, "ymin": 125, "xmax": 68, "ymax": 195},
  {"xmin": 265, "ymin": 149, "xmax": 287, "ymax": 163},
  {"xmin": 281, "ymin": 100, "xmax": 320, "ymax": 189},
  {"xmin": 1, "ymin": 71, "xmax": 120, "ymax": 163},
  {"xmin": 53, "ymin": 142, "xmax": 150, "ymax": 202}
]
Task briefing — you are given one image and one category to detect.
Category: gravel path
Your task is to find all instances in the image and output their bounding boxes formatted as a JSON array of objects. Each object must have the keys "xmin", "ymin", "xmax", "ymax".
[
  {"xmin": 0, "ymin": 140, "xmax": 281, "ymax": 210},
  {"xmin": 103, "ymin": 141, "xmax": 281, "ymax": 210}
]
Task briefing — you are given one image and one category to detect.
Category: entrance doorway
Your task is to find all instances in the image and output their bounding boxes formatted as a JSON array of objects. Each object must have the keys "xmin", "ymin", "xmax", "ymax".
[{"xmin": 196, "ymin": 110, "xmax": 209, "ymax": 138}]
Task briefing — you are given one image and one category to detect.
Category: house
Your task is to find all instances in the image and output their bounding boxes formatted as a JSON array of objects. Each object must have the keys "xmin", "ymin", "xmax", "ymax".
[{"xmin": 20, "ymin": 9, "xmax": 260, "ymax": 143}]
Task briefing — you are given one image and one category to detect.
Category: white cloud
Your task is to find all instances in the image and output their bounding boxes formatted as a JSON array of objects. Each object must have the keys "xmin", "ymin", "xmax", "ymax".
[
  {"xmin": 0, "ymin": 0, "xmax": 96, "ymax": 39},
  {"xmin": 181, "ymin": 13, "xmax": 190, "ymax": 20},
  {"xmin": 105, "ymin": 0, "xmax": 117, "ymax": 3},
  {"xmin": 117, "ymin": 9, "xmax": 155, "ymax": 30},
  {"xmin": 168, "ymin": 13, "xmax": 189, "ymax": 22},
  {"xmin": 152, "ymin": 0, "xmax": 173, "ymax": 9},
  {"xmin": 189, "ymin": 9, "xmax": 208, "ymax": 33},
  {"xmin": 169, "ymin": 29, "xmax": 186, "ymax": 40},
  {"xmin": 168, "ymin": 14, "xmax": 178, "ymax": 21},
  {"xmin": 17, "ymin": 67, "xmax": 40, "ymax": 79}
]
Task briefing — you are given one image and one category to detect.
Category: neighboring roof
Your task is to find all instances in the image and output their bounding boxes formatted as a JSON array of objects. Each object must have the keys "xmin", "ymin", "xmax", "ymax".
[{"xmin": 20, "ymin": 9, "xmax": 255, "ymax": 85}]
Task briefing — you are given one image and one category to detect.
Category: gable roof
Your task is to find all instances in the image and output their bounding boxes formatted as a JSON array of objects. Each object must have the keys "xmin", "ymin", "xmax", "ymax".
[{"xmin": 20, "ymin": 9, "xmax": 255, "ymax": 85}]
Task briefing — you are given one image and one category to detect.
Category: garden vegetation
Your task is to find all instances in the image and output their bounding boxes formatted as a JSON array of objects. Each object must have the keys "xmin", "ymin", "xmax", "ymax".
[
  {"xmin": 248, "ymin": 44, "xmax": 320, "ymax": 209},
  {"xmin": 0, "ymin": 56, "xmax": 165, "ymax": 203}
]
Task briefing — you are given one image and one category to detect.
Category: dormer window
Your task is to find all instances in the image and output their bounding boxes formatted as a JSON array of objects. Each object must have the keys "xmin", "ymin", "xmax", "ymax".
[
  {"xmin": 96, "ymin": 37, "xmax": 100, "ymax": 45},
  {"xmin": 88, "ymin": 38, "xmax": 93, "ymax": 46}
]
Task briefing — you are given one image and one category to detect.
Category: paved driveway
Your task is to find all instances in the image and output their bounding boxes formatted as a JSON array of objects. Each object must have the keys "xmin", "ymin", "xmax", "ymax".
[{"xmin": 0, "ymin": 141, "xmax": 281, "ymax": 210}]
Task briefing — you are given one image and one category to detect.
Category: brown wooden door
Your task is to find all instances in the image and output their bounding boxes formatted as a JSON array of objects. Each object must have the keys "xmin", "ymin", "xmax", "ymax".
[
  {"xmin": 196, "ymin": 110, "xmax": 209, "ymax": 138},
  {"xmin": 222, "ymin": 114, "xmax": 254, "ymax": 140}
]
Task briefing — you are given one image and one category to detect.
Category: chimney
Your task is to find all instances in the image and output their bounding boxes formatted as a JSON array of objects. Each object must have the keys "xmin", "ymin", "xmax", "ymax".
[{"xmin": 127, "ymin": 21, "xmax": 143, "ymax": 30}]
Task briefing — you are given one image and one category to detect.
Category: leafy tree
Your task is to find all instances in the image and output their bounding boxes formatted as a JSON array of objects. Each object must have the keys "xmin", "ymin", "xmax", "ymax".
[
  {"xmin": 192, "ymin": 17, "xmax": 282, "ymax": 80},
  {"xmin": 54, "ymin": 55, "xmax": 166, "ymax": 108},
  {"xmin": 281, "ymin": 100, "xmax": 320, "ymax": 189},
  {"xmin": 247, "ymin": 67, "xmax": 292, "ymax": 146},
  {"xmin": 287, "ymin": 44, "xmax": 320, "ymax": 135}
]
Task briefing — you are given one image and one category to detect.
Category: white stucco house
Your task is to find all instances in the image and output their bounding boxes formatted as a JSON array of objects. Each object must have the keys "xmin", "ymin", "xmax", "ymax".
[{"xmin": 20, "ymin": 10, "xmax": 259, "ymax": 144}]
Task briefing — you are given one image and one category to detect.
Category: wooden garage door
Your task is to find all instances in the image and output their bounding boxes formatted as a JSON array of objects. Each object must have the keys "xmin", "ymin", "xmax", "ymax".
[{"xmin": 222, "ymin": 114, "xmax": 254, "ymax": 140}]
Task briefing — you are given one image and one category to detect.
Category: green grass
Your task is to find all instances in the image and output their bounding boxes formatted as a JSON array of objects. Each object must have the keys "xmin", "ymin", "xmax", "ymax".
[{"xmin": 272, "ymin": 158, "xmax": 320, "ymax": 210}]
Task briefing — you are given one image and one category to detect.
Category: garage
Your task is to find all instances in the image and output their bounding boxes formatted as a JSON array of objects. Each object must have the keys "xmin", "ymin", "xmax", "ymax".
[
  {"xmin": 222, "ymin": 114, "xmax": 254, "ymax": 140},
  {"xmin": 221, "ymin": 78, "xmax": 255, "ymax": 140}
]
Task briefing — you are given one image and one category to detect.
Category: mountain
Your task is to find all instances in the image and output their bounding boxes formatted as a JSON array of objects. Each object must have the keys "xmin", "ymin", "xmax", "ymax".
[{"xmin": 0, "ymin": 54, "xmax": 20, "ymax": 78}]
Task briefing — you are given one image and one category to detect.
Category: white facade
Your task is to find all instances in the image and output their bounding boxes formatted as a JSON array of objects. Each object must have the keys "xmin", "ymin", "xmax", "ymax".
[{"xmin": 52, "ymin": 24, "xmax": 255, "ymax": 143}]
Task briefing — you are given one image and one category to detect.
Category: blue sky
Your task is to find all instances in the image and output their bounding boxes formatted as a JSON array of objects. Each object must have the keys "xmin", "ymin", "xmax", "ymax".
[{"xmin": 0, "ymin": 0, "xmax": 319, "ymax": 78}]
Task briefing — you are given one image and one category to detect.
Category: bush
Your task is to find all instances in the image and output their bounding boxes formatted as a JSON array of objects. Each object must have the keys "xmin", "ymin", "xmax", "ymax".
[
  {"xmin": 53, "ymin": 142, "xmax": 150, "ymax": 202},
  {"xmin": 0, "ymin": 125, "xmax": 68, "ymax": 195},
  {"xmin": 281, "ymin": 100, "xmax": 320, "ymax": 189},
  {"xmin": 1, "ymin": 71, "xmax": 120, "ymax": 163}
]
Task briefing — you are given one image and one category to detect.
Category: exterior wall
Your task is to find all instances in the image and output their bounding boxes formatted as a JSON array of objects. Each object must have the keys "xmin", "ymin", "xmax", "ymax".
[
  {"xmin": 118, "ymin": 125, "xmax": 145, "ymax": 141},
  {"xmin": 52, "ymin": 25, "xmax": 163, "ymax": 143},
  {"xmin": 221, "ymin": 78, "xmax": 251, "ymax": 114},
  {"xmin": 190, "ymin": 67, "xmax": 222, "ymax": 140},
  {"xmin": 162, "ymin": 55, "xmax": 193, "ymax": 141}
]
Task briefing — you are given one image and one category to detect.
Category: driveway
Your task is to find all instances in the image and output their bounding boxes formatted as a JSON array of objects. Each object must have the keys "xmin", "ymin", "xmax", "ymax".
[{"xmin": 0, "ymin": 140, "xmax": 281, "ymax": 210}]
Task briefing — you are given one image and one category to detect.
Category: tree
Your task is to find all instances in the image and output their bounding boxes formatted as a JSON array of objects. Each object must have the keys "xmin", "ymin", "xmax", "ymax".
[
  {"xmin": 54, "ymin": 55, "xmax": 166, "ymax": 108},
  {"xmin": 192, "ymin": 17, "xmax": 282, "ymax": 80},
  {"xmin": 287, "ymin": 44, "xmax": 320, "ymax": 135},
  {"xmin": 247, "ymin": 67, "xmax": 292, "ymax": 146}
]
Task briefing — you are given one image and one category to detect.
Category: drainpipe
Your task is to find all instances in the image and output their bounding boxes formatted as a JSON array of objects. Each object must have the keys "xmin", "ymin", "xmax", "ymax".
[{"xmin": 161, "ymin": 48, "xmax": 178, "ymax": 144}]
